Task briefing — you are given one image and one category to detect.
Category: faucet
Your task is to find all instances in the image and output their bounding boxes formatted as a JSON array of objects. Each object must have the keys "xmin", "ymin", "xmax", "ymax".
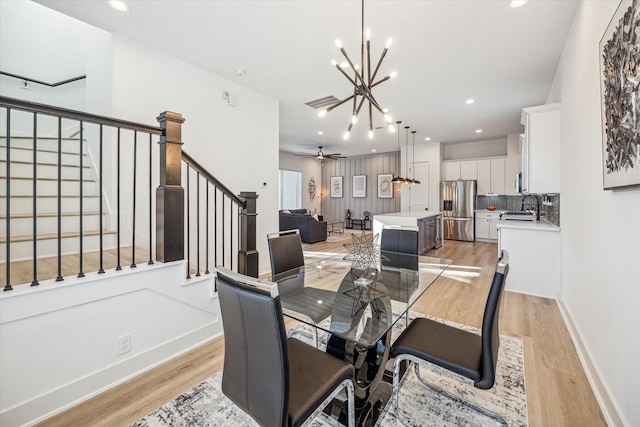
[{"xmin": 520, "ymin": 194, "xmax": 540, "ymax": 220}]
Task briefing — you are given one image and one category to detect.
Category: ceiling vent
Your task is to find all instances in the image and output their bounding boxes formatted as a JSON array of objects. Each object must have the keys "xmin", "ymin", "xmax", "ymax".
[{"xmin": 305, "ymin": 95, "xmax": 340, "ymax": 109}]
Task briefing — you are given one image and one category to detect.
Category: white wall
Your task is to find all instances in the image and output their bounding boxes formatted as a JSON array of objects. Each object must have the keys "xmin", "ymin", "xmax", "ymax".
[
  {"xmin": 548, "ymin": 2, "xmax": 640, "ymax": 425},
  {"xmin": 107, "ymin": 34, "xmax": 279, "ymax": 275},
  {"xmin": 401, "ymin": 141, "xmax": 442, "ymax": 213},
  {"xmin": 0, "ymin": 263, "xmax": 220, "ymax": 426},
  {"xmin": 279, "ymin": 152, "xmax": 322, "ymax": 215},
  {"xmin": 442, "ymin": 138, "xmax": 507, "ymax": 161}
]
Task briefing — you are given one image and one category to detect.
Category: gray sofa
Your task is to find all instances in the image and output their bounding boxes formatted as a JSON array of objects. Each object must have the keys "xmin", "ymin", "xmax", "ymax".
[{"xmin": 279, "ymin": 209, "xmax": 327, "ymax": 243}]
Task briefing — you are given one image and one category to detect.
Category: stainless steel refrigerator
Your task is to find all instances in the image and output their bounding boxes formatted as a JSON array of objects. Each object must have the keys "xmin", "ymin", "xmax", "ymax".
[{"xmin": 441, "ymin": 180, "xmax": 476, "ymax": 241}]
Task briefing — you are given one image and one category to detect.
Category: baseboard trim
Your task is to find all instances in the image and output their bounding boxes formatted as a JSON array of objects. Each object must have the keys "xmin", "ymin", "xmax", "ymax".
[
  {"xmin": 556, "ymin": 299, "xmax": 625, "ymax": 427},
  {"xmin": 2, "ymin": 325, "xmax": 223, "ymax": 427}
]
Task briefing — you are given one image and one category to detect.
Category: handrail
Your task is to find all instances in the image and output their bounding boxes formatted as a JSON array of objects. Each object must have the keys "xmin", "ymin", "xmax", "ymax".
[
  {"xmin": 0, "ymin": 96, "xmax": 163, "ymax": 135},
  {"xmin": 181, "ymin": 149, "xmax": 246, "ymax": 207},
  {"xmin": 1, "ymin": 71, "xmax": 86, "ymax": 88}
]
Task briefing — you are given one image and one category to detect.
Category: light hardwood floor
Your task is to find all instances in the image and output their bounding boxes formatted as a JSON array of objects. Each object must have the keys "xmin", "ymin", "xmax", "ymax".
[{"xmin": 36, "ymin": 236, "xmax": 606, "ymax": 427}]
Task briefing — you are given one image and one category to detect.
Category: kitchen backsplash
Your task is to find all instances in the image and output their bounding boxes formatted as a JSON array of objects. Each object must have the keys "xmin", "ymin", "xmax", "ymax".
[{"xmin": 476, "ymin": 193, "xmax": 560, "ymax": 226}]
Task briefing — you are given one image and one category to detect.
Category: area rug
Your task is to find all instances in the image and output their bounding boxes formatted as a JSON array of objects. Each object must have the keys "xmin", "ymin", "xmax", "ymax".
[{"xmin": 132, "ymin": 313, "xmax": 527, "ymax": 427}]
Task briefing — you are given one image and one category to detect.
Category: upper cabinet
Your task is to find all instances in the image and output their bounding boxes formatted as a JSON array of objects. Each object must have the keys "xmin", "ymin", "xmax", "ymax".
[
  {"xmin": 521, "ymin": 103, "xmax": 561, "ymax": 193},
  {"xmin": 477, "ymin": 158, "xmax": 505, "ymax": 195},
  {"xmin": 443, "ymin": 160, "xmax": 478, "ymax": 181}
]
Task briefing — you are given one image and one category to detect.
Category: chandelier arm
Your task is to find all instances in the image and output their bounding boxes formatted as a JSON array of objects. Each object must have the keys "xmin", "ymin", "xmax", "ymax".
[
  {"xmin": 368, "ymin": 100, "xmax": 373, "ymax": 132},
  {"xmin": 367, "ymin": 40, "xmax": 372, "ymax": 86},
  {"xmin": 371, "ymin": 74, "xmax": 392, "ymax": 88},
  {"xmin": 370, "ymin": 48, "xmax": 389, "ymax": 83},
  {"xmin": 335, "ymin": 62, "xmax": 362, "ymax": 90},
  {"xmin": 339, "ymin": 48, "xmax": 370, "ymax": 97},
  {"xmin": 326, "ymin": 93, "xmax": 356, "ymax": 113}
]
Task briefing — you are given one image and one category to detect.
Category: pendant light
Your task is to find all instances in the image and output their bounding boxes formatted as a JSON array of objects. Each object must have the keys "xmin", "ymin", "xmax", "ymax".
[
  {"xmin": 391, "ymin": 121, "xmax": 406, "ymax": 184},
  {"xmin": 411, "ymin": 130, "xmax": 421, "ymax": 184},
  {"xmin": 404, "ymin": 126, "xmax": 415, "ymax": 185}
]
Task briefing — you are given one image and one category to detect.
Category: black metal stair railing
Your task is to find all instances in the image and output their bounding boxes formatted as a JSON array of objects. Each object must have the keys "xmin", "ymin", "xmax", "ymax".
[
  {"xmin": 1, "ymin": 96, "xmax": 162, "ymax": 291},
  {"xmin": 181, "ymin": 150, "xmax": 257, "ymax": 279},
  {"xmin": 1, "ymin": 95, "xmax": 259, "ymax": 291}
]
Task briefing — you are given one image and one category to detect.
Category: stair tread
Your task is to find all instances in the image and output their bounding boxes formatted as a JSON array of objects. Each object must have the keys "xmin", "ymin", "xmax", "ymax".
[
  {"xmin": 1, "ymin": 229, "xmax": 117, "ymax": 243},
  {"xmin": 2, "ymin": 176, "xmax": 96, "ymax": 182},
  {"xmin": 0, "ymin": 211, "xmax": 102, "ymax": 219},
  {"xmin": 0, "ymin": 159, "xmax": 91, "ymax": 168},
  {"xmin": 0, "ymin": 194, "xmax": 100, "ymax": 198},
  {"xmin": 0, "ymin": 145, "xmax": 84, "ymax": 156}
]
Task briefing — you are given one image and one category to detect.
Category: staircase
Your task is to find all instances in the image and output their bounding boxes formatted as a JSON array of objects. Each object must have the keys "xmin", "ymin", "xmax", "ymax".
[{"xmin": 0, "ymin": 135, "xmax": 116, "ymax": 285}]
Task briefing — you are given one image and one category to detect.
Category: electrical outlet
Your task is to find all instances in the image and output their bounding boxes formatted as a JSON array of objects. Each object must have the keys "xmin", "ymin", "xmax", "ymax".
[
  {"xmin": 222, "ymin": 90, "xmax": 231, "ymax": 100},
  {"xmin": 116, "ymin": 333, "xmax": 131, "ymax": 356}
]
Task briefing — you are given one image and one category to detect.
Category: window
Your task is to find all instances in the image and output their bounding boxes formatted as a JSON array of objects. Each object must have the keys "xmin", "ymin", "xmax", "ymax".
[{"xmin": 279, "ymin": 169, "xmax": 302, "ymax": 210}]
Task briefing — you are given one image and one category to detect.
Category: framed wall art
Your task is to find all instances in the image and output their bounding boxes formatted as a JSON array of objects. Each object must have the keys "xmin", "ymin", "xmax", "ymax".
[
  {"xmin": 353, "ymin": 175, "xmax": 366, "ymax": 198},
  {"xmin": 600, "ymin": 0, "xmax": 640, "ymax": 189},
  {"xmin": 377, "ymin": 174, "xmax": 393, "ymax": 198},
  {"xmin": 330, "ymin": 176, "xmax": 343, "ymax": 197}
]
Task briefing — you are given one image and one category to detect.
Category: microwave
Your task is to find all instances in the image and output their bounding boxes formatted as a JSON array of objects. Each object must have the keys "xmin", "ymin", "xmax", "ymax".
[{"xmin": 514, "ymin": 172, "xmax": 523, "ymax": 193}]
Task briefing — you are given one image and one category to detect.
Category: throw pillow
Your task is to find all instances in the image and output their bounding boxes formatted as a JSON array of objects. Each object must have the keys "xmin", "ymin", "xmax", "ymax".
[
  {"xmin": 282, "ymin": 209, "xmax": 292, "ymax": 214},
  {"xmin": 312, "ymin": 213, "xmax": 319, "ymax": 221}
]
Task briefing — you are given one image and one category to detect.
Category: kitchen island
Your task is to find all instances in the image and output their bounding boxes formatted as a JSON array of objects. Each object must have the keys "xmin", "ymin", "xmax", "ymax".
[
  {"xmin": 497, "ymin": 219, "xmax": 560, "ymax": 298},
  {"xmin": 373, "ymin": 211, "xmax": 443, "ymax": 254}
]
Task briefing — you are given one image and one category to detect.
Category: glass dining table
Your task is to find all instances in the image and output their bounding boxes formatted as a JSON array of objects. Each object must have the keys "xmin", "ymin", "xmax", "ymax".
[{"xmin": 272, "ymin": 249, "xmax": 451, "ymax": 426}]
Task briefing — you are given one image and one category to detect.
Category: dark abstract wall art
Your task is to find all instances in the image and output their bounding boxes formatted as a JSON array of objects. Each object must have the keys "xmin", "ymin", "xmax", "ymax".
[{"xmin": 600, "ymin": 0, "xmax": 640, "ymax": 189}]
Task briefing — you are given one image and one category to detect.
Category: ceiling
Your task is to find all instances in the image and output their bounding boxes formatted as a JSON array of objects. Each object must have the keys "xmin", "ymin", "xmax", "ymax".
[{"xmin": 37, "ymin": 0, "xmax": 578, "ymax": 158}]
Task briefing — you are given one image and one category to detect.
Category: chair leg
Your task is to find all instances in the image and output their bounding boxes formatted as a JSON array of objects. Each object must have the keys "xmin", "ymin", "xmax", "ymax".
[
  {"xmin": 393, "ymin": 355, "xmax": 508, "ymax": 427},
  {"xmin": 300, "ymin": 378, "xmax": 355, "ymax": 427}
]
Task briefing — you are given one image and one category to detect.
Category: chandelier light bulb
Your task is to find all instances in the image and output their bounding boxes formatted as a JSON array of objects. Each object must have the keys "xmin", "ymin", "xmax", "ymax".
[
  {"xmin": 343, "ymin": 131, "xmax": 350, "ymax": 140},
  {"xmin": 340, "ymin": 62, "xmax": 350, "ymax": 69},
  {"xmin": 335, "ymin": 39, "xmax": 343, "ymax": 48},
  {"xmin": 365, "ymin": 28, "xmax": 371, "ymax": 40},
  {"xmin": 331, "ymin": 59, "xmax": 338, "ymax": 66},
  {"xmin": 388, "ymin": 124, "xmax": 395, "ymax": 132},
  {"xmin": 368, "ymin": 130, "xmax": 374, "ymax": 139},
  {"xmin": 351, "ymin": 114, "xmax": 358, "ymax": 125},
  {"xmin": 386, "ymin": 38, "xmax": 393, "ymax": 48},
  {"xmin": 384, "ymin": 114, "xmax": 393, "ymax": 123},
  {"xmin": 390, "ymin": 71, "xmax": 398, "ymax": 79},
  {"xmin": 318, "ymin": 110, "xmax": 327, "ymax": 117}
]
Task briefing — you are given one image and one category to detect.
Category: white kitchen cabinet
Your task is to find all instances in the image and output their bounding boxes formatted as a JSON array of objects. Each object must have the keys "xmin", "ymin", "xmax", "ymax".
[
  {"xmin": 443, "ymin": 162, "xmax": 461, "ymax": 181},
  {"xmin": 460, "ymin": 161, "xmax": 478, "ymax": 180},
  {"xmin": 497, "ymin": 222, "xmax": 560, "ymax": 298},
  {"xmin": 477, "ymin": 158, "xmax": 505, "ymax": 195},
  {"xmin": 475, "ymin": 211, "xmax": 500, "ymax": 241},
  {"xmin": 443, "ymin": 160, "xmax": 477, "ymax": 181},
  {"xmin": 521, "ymin": 103, "xmax": 561, "ymax": 193}
]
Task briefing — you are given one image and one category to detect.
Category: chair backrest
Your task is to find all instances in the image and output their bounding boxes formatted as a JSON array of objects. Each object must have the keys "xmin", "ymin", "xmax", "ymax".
[
  {"xmin": 268, "ymin": 230, "xmax": 305, "ymax": 276},
  {"xmin": 477, "ymin": 250, "xmax": 510, "ymax": 389},
  {"xmin": 380, "ymin": 228, "xmax": 419, "ymax": 255},
  {"xmin": 216, "ymin": 267, "xmax": 290, "ymax": 426}
]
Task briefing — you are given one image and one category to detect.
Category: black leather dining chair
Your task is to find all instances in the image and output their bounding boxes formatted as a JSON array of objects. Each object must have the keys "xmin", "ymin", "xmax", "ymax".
[
  {"xmin": 389, "ymin": 250, "xmax": 510, "ymax": 425},
  {"xmin": 267, "ymin": 230, "xmax": 336, "ymax": 348},
  {"xmin": 216, "ymin": 267, "xmax": 355, "ymax": 427},
  {"xmin": 380, "ymin": 227, "xmax": 419, "ymax": 256}
]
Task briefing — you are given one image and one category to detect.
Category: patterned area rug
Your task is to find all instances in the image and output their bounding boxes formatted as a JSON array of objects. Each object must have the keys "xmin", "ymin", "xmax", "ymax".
[{"xmin": 132, "ymin": 313, "xmax": 527, "ymax": 427}]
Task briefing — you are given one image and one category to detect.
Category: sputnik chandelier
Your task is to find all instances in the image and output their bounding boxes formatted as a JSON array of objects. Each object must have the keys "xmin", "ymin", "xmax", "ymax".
[{"xmin": 318, "ymin": 0, "xmax": 397, "ymax": 140}]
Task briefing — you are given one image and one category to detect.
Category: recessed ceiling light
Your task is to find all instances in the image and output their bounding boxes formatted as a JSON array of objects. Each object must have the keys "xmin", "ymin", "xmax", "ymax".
[
  {"xmin": 317, "ymin": 131, "xmax": 324, "ymax": 135},
  {"xmin": 109, "ymin": 0, "xmax": 129, "ymax": 12},
  {"xmin": 372, "ymin": 149, "xmax": 377, "ymax": 152},
  {"xmin": 425, "ymin": 137, "xmax": 431, "ymax": 141},
  {"xmin": 465, "ymin": 98, "xmax": 475, "ymax": 105},
  {"xmin": 475, "ymin": 129, "xmax": 483, "ymax": 133},
  {"xmin": 235, "ymin": 69, "xmax": 245, "ymax": 77},
  {"xmin": 510, "ymin": 0, "xmax": 528, "ymax": 8}
]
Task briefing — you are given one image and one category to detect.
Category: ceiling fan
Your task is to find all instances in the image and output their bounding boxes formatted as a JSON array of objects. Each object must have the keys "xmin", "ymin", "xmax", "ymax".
[{"xmin": 295, "ymin": 146, "xmax": 346, "ymax": 160}]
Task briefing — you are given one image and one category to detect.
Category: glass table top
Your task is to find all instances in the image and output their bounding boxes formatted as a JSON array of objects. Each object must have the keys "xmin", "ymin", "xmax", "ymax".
[{"xmin": 272, "ymin": 250, "xmax": 451, "ymax": 348}]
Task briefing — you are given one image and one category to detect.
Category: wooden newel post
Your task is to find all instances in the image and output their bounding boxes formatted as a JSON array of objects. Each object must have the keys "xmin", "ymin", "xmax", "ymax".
[
  {"xmin": 238, "ymin": 191, "xmax": 259, "ymax": 277},
  {"xmin": 156, "ymin": 111, "xmax": 185, "ymax": 263}
]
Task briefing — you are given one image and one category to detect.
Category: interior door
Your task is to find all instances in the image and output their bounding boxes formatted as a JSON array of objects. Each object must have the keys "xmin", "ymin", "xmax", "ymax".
[{"xmin": 409, "ymin": 162, "xmax": 429, "ymax": 211}]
